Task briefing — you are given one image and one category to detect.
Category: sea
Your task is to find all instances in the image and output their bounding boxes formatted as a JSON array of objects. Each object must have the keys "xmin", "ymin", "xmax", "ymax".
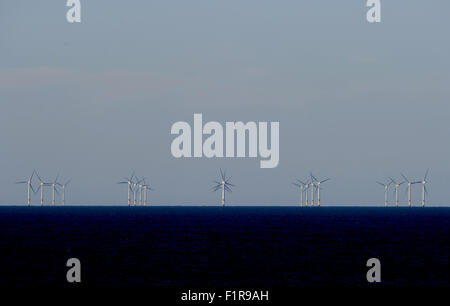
[{"xmin": 0, "ymin": 206, "xmax": 448, "ymax": 287}]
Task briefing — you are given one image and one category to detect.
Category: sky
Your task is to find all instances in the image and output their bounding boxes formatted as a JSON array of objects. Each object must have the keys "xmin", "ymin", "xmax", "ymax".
[{"xmin": 0, "ymin": 1, "xmax": 449, "ymax": 206}]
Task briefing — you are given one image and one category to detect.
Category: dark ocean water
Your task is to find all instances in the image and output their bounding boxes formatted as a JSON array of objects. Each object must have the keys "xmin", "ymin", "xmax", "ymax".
[{"xmin": 0, "ymin": 206, "xmax": 448, "ymax": 287}]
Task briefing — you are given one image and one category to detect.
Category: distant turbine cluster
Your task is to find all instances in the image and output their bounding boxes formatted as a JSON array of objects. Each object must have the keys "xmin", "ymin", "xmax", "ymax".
[
  {"xmin": 118, "ymin": 172, "xmax": 153, "ymax": 206},
  {"xmin": 16, "ymin": 168, "xmax": 432, "ymax": 208},
  {"xmin": 212, "ymin": 169, "xmax": 234, "ymax": 206},
  {"xmin": 377, "ymin": 169, "xmax": 429, "ymax": 207},
  {"xmin": 293, "ymin": 172, "xmax": 330, "ymax": 207},
  {"xmin": 15, "ymin": 170, "xmax": 71, "ymax": 206}
]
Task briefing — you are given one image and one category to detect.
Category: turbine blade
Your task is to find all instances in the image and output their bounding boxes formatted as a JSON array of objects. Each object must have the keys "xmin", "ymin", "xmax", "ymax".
[
  {"xmin": 34, "ymin": 185, "xmax": 41, "ymax": 194},
  {"xmin": 35, "ymin": 172, "xmax": 43, "ymax": 182},
  {"xmin": 424, "ymin": 168, "xmax": 430, "ymax": 180},
  {"xmin": 401, "ymin": 173, "xmax": 409, "ymax": 183}
]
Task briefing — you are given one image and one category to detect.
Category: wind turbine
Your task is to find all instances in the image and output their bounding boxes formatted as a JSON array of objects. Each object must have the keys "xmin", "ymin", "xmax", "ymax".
[
  {"xmin": 315, "ymin": 178, "xmax": 330, "ymax": 207},
  {"xmin": 132, "ymin": 176, "xmax": 140, "ymax": 206},
  {"xmin": 212, "ymin": 169, "xmax": 234, "ymax": 206},
  {"xmin": 310, "ymin": 173, "xmax": 325, "ymax": 207},
  {"xmin": 304, "ymin": 180, "xmax": 309, "ymax": 207},
  {"xmin": 138, "ymin": 178, "xmax": 147, "ymax": 206},
  {"xmin": 15, "ymin": 170, "xmax": 36, "ymax": 206},
  {"xmin": 60, "ymin": 179, "xmax": 71, "ymax": 206},
  {"xmin": 309, "ymin": 173, "xmax": 317, "ymax": 207},
  {"xmin": 50, "ymin": 174, "xmax": 60, "ymax": 206},
  {"xmin": 421, "ymin": 169, "xmax": 430, "ymax": 207},
  {"xmin": 118, "ymin": 172, "xmax": 135, "ymax": 206},
  {"xmin": 401, "ymin": 173, "xmax": 421, "ymax": 207},
  {"xmin": 142, "ymin": 182, "xmax": 153, "ymax": 206},
  {"xmin": 389, "ymin": 177, "xmax": 405, "ymax": 207},
  {"xmin": 376, "ymin": 180, "xmax": 391, "ymax": 207},
  {"xmin": 292, "ymin": 179, "xmax": 306, "ymax": 207},
  {"xmin": 35, "ymin": 172, "xmax": 51, "ymax": 206}
]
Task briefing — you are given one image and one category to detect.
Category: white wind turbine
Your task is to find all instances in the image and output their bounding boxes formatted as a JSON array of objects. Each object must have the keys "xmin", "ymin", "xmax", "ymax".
[
  {"xmin": 389, "ymin": 177, "xmax": 405, "ymax": 207},
  {"xmin": 401, "ymin": 173, "xmax": 421, "ymax": 207},
  {"xmin": 118, "ymin": 172, "xmax": 135, "ymax": 206},
  {"xmin": 420, "ymin": 169, "xmax": 430, "ymax": 207},
  {"xmin": 212, "ymin": 169, "xmax": 234, "ymax": 206},
  {"xmin": 35, "ymin": 172, "xmax": 51, "ymax": 206},
  {"xmin": 292, "ymin": 179, "xmax": 306, "ymax": 207},
  {"xmin": 315, "ymin": 178, "xmax": 330, "ymax": 207},
  {"xmin": 310, "ymin": 173, "xmax": 330, "ymax": 207},
  {"xmin": 376, "ymin": 180, "xmax": 391, "ymax": 207},
  {"xmin": 15, "ymin": 170, "xmax": 36, "ymax": 206},
  {"xmin": 138, "ymin": 178, "xmax": 147, "ymax": 206},
  {"xmin": 60, "ymin": 179, "xmax": 71, "ymax": 206},
  {"xmin": 304, "ymin": 180, "xmax": 309, "ymax": 207},
  {"xmin": 142, "ymin": 180, "xmax": 153, "ymax": 206},
  {"xmin": 132, "ymin": 177, "xmax": 140, "ymax": 206},
  {"xmin": 50, "ymin": 174, "xmax": 60, "ymax": 206},
  {"xmin": 309, "ymin": 174, "xmax": 316, "ymax": 207}
]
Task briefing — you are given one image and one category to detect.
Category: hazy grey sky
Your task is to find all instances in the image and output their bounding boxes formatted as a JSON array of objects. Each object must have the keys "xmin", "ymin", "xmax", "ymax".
[{"xmin": 1, "ymin": 1, "xmax": 449, "ymax": 206}]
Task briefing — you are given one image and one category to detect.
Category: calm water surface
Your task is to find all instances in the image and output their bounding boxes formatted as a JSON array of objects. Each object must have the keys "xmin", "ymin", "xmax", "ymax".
[{"xmin": 0, "ymin": 207, "xmax": 448, "ymax": 287}]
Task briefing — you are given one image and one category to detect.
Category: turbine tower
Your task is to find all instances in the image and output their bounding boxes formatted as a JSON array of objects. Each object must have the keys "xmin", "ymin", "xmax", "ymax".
[
  {"xmin": 309, "ymin": 173, "xmax": 316, "ymax": 207},
  {"xmin": 138, "ymin": 178, "xmax": 146, "ymax": 206},
  {"xmin": 304, "ymin": 180, "xmax": 309, "ymax": 207},
  {"xmin": 376, "ymin": 180, "xmax": 391, "ymax": 207},
  {"xmin": 389, "ymin": 177, "xmax": 405, "ymax": 207},
  {"xmin": 292, "ymin": 179, "xmax": 306, "ymax": 207},
  {"xmin": 212, "ymin": 169, "xmax": 234, "ymax": 206},
  {"xmin": 15, "ymin": 170, "xmax": 36, "ymax": 206},
  {"xmin": 132, "ymin": 177, "xmax": 140, "ymax": 206},
  {"xmin": 50, "ymin": 174, "xmax": 60, "ymax": 206},
  {"xmin": 60, "ymin": 179, "xmax": 71, "ymax": 206},
  {"xmin": 139, "ymin": 183, "xmax": 143, "ymax": 206},
  {"xmin": 421, "ymin": 169, "xmax": 429, "ymax": 207},
  {"xmin": 401, "ymin": 173, "xmax": 421, "ymax": 207},
  {"xmin": 118, "ymin": 172, "xmax": 134, "ymax": 206}
]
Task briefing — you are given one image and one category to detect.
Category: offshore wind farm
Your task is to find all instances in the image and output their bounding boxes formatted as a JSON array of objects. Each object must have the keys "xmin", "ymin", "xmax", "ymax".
[
  {"xmin": 11, "ymin": 169, "xmax": 436, "ymax": 208},
  {"xmin": 1, "ymin": 0, "xmax": 449, "ymax": 293}
]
